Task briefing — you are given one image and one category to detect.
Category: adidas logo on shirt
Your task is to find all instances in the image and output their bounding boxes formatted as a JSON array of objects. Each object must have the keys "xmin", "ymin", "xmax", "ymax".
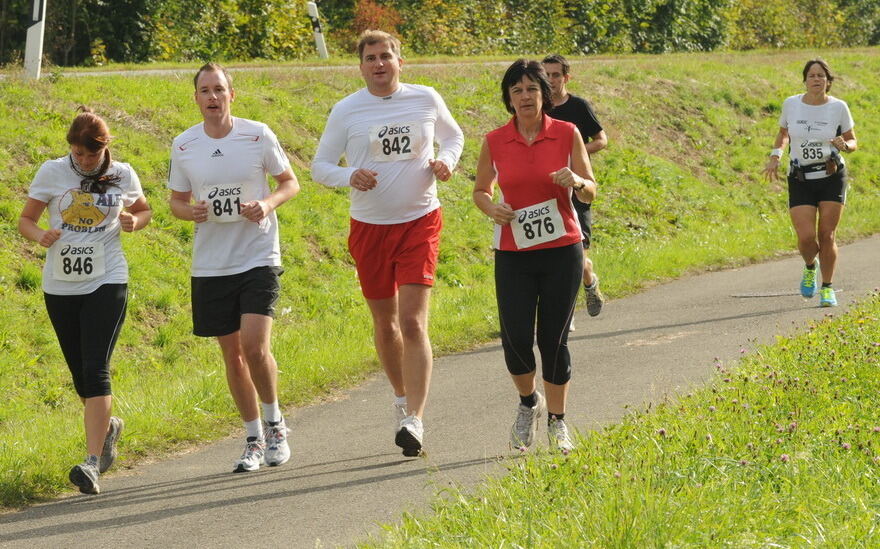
[{"xmin": 211, "ymin": 149, "xmax": 223, "ymax": 158}]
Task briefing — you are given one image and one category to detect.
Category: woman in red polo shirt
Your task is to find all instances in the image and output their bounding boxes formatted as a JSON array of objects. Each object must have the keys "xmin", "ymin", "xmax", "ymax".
[{"xmin": 473, "ymin": 59, "xmax": 597, "ymax": 455}]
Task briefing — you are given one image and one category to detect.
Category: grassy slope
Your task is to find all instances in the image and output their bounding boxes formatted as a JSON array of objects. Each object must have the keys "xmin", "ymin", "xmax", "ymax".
[{"xmin": 1, "ymin": 48, "xmax": 879, "ymax": 506}]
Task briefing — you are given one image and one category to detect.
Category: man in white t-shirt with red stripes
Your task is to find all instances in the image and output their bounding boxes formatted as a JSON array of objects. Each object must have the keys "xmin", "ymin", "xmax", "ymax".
[
  {"xmin": 312, "ymin": 30, "xmax": 464, "ymax": 457},
  {"xmin": 169, "ymin": 63, "xmax": 300, "ymax": 473}
]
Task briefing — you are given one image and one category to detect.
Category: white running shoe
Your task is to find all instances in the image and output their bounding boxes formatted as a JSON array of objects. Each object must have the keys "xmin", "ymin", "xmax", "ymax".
[
  {"xmin": 510, "ymin": 392, "xmax": 545, "ymax": 451},
  {"xmin": 263, "ymin": 419, "xmax": 291, "ymax": 467},
  {"xmin": 233, "ymin": 437, "xmax": 266, "ymax": 473},
  {"xmin": 395, "ymin": 415, "xmax": 424, "ymax": 457},
  {"xmin": 99, "ymin": 416, "xmax": 123, "ymax": 474},
  {"xmin": 548, "ymin": 417, "xmax": 575, "ymax": 455},
  {"xmin": 392, "ymin": 400, "xmax": 407, "ymax": 434},
  {"xmin": 69, "ymin": 459, "xmax": 100, "ymax": 494}
]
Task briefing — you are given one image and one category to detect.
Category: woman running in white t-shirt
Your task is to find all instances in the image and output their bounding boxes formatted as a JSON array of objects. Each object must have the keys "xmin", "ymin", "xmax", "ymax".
[{"xmin": 764, "ymin": 59, "xmax": 857, "ymax": 307}]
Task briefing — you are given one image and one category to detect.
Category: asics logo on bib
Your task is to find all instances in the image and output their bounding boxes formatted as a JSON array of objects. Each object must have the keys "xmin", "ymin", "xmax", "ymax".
[
  {"xmin": 207, "ymin": 187, "xmax": 241, "ymax": 199},
  {"xmin": 59, "ymin": 244, "xmax": 95, "ymax": 256},
  {"xmin": 518, "ymin": 204, "xmax": 552, "ymax": 224},
  {"xmin": 377, "ymin": 125, "xmax": 411, "ymax": 138}
]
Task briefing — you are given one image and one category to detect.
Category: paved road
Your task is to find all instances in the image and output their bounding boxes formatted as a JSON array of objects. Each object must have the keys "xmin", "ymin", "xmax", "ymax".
[{"xmin": 2, "ymin": 236, "xmax": 878, "ymax": 548}]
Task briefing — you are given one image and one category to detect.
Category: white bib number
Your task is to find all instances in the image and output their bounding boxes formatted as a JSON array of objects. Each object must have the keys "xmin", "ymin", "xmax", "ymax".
[
  {"xmin": 797, "ymin": 140, "xmax": 831, "ymax": 164},
  {"xmin": 511, "ymin": 199, "xmax": 564, "ymax": 249},
  {"xmin": 369, "ymin": 122, "xmax": 422, "ymax": 162},
  {"xmin": 52, "ymin": 242, "xmax": 105, "ymax": 282},
  {"xmin": 202, "ymin": 182, "xmax": 246, "ymax": 223}
]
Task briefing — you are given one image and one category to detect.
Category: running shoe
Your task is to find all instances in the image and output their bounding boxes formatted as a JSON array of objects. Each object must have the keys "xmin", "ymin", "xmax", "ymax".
[
  {"xmin": 69, "ymin": 460, "xmax": 100, "ymax": 494},
  {"xmin": 392, "ymin": 400, "xmax": 407, "ymax": 434},
  {"xmin": 99, "ymin": 416, "xmax": 124, "ymax": 474},
  {"xmin": 395, "ymin": 415, "xmax": 423, "ymax": 457},
  {"xmin": 800, "ymin": 262, "xmax": 818, "ymax": 298},
  {"xmin": 510, "ymin": 392, "xmax": 545, "ymax": 451},
  {"xmin": 568, "ymin": 318, "xmax": 576, "ymax": 332},
  {"xmin": 585, "ymin": 277, "xmax": 604, "ymax": 317},
  {"xmin": 233, "ymin": 437, "xmax": 266, "ymax": 473},
  {"xmin": 263, "ymin": 419, "xmax": 291, "ymax": 467},
  {"xmin": 548, "ymin": 417, "xmax": 575, "ymax": 455},
  {"xmin": 819, "ymin": 286, "xmax": 837, "ymax": 307}
]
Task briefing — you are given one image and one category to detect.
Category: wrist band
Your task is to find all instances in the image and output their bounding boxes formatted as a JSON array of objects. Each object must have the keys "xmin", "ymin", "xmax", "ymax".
[
  {"xmin": 770, "ymin": 148, "xmax": 783, "ymax": 158},
  {"xmin": 573, "ymin": 182, "xmax": 585, "ymax": 191}
]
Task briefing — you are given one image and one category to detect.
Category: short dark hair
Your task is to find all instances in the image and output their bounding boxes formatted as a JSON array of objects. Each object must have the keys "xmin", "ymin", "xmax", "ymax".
[
  {"xmin": 357, "ymin": 30, "xmax": 402, "ymax": 61},
  {"xmin": 802, "ymin": 58, "xmax": 834, "ymax": 92},
  {"xmin": 193, "ymin": 62, "xmax": 233, "ymax": 91},
  {"xmin": 542, "ymin": 54, "xmax": 570, "ymax": 76},
  {"xmin": 501, "ymin": 59, "xmax": 554, "ymax": 115}
]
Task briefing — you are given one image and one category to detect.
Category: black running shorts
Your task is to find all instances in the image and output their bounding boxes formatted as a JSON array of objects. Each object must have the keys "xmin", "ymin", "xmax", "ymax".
[
  {"xmin": 191, "ymin": 266, "xmax": 282, "ymax": 337},
  {"xmin": 788, "ymin": 167, "xmax": 847, "ymax": 208}
]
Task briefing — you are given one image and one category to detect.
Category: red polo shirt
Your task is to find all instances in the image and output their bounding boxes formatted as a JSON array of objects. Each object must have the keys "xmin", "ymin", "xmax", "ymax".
[{"xmin": 486, "ymin": 114, "xmax": 582, "ymax": 251}]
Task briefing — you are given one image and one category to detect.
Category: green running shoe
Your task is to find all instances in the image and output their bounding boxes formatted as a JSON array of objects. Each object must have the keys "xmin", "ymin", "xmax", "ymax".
[
  {"xmin": 800, "ymin": 263, "xmax": 818, "ymax": 298},
  {"xmin": 819, "ymin": 286, "xmax": 837, "ymax": 307}
]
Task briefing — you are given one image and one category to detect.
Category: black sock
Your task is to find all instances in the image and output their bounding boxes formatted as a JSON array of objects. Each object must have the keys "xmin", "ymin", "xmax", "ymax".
[
  {"xmin": 806, "ymin": 263, "xmax": 816, "ymax": 270},
  {"xmin": 549, "ymin": 413, "xmax": 565, "ymax": 424},
  {"xmin": 519, "ymin": 392, "xmax": 537, "ymax": 408},
  {"xmin": 822, "ymin": 282, "xmax": 832, "ymax": 288}
]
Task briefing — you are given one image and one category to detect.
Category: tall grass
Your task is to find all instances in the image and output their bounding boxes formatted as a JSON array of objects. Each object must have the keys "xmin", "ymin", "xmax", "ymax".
[{"xmin": 2, "ymin": 48, "xmax": 880, "ymax": 506}]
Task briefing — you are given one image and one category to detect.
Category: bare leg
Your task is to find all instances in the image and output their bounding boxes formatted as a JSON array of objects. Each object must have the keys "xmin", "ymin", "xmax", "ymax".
[
  {"xmin": 817, "ymin": 201, "xmax": 844, "ymax": 284},
  {"xmin": 395, "ymin": 284, "xmax": 433, "ymax": 418},
  {"xmin": 789, "ymin": 205, "xmax": 819, "ymax": 265},
  {"xmin": 543, "ymin": 381, "xmax": 570, "ymax": 417},
  {"xmin": 239, "ymin": 313, "xmax": 279, "ymax": 404},
  {"xmin": 216, "ymin": 332, "xmax": 260, "ymax": 423},
  {"xmin": 83, "ymin": 396, "xmax": 111, "ymax": 456},
  {"xmin": 366, "ymin": 295, "xmax": 406, "ymax": 398}
]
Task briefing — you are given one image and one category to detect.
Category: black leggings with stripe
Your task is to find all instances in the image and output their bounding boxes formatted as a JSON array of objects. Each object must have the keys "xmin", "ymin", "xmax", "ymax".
[
  {"xmin": 495, "ymin": 243, "xmax": 582, "ymax": 385},
  {"xmin": 44, "ymin": 284, "xmax": 128, "ymax": 398}
]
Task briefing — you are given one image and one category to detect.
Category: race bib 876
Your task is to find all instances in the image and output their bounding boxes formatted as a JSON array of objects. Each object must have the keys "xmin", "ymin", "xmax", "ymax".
[
  {"xmin": 511, "ymin": 199, "xmax": 564, "ymax": 249},
  {"xmin": 369, "ymin": 122, "xmax": 422, "ymax": 162}
]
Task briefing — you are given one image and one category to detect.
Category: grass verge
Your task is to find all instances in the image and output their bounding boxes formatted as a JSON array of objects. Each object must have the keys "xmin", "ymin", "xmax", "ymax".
[{"xmin": 367, "ymin": 291, "xmax": 880, "ymax": 547}]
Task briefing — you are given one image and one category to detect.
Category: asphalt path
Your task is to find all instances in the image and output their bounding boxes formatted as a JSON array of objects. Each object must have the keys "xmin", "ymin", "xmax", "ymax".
[{"xmin": 2, "ymin": 235, "xmax": 879, "ymax": 548}]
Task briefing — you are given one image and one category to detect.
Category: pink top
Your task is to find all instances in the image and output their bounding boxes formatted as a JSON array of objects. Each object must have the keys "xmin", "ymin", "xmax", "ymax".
[{"xmin": 486, "ymin": 115, "xmax": 582, "ymax": 251}]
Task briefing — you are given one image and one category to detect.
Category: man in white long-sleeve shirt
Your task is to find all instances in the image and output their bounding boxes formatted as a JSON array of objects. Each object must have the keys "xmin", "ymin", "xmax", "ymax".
[{"xmin": 312, "ymin": 30, "xmax": 464, "ymax": 457}]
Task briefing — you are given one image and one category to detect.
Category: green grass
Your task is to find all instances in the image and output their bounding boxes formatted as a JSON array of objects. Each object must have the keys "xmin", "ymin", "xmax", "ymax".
[
  {"xmin": 366, "ymin": 291, "xmax": 880, "ymax": 547},
  {"xmin": 2, "ymin": 48, "xmax": 880, "ymax": 507}
]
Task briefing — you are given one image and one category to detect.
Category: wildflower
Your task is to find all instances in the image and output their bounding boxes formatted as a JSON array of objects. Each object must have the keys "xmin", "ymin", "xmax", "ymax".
[
  {"xmin": 705, "ymin": 434, "xmax": 713, "ymax": 442},
  {"xmin": 842, "ymin": 442, "xmax": 851, "ymax": 450},
  {"xmin": 739, "ymin": 459, "xmax": 748, "ymax": 466},
  {"xmin": 708, "ymin": 406, "xmax": 716, "ymax": 412},
  {"xmin": 658, "ymin": 428, "xmax": 667, "ymax": 437},
  {"xmin": 614, "ymin": 471, "xmax": 621, "ymax": 478},
  {"xmin": 550, "ymin": 463, "xmax": 559, "ymax": 470},
  {"xmin": 780, "ymin": 454, "xmax": 790, "ymax": 462}
]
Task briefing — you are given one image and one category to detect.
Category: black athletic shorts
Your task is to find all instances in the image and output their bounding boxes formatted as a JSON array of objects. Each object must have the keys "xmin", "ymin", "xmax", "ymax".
[
  {"xmin": 191, "ymin": 266, "xmax": 282, "ymax": 337},
  {"xmin": 788, "ymin": 167, "xmax": 847, "ymax": 208},
  {"xmin": 572, "ymin": 197, "xmax": 592, "ymax": 249}
]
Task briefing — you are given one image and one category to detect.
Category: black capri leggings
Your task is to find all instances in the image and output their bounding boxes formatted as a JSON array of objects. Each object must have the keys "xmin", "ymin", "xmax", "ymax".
[
  {"xmin": 44, "ymin": 284, "xmax": 128, "ymax": 398},
  {"xmin": 495, "ymin": 243, "xmax": 583, "ymax": 385}
]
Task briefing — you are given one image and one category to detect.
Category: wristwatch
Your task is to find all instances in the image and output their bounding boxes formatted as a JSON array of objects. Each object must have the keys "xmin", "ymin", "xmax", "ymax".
[{"xmin": 573, "ymin": 182, "xmax": 586, "ymax": 191}]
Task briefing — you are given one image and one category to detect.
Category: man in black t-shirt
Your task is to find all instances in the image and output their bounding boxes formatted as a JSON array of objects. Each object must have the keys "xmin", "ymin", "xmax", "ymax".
[{"xmin": 543, "ymin": 54, "xmax": 608, "ymax": 320}]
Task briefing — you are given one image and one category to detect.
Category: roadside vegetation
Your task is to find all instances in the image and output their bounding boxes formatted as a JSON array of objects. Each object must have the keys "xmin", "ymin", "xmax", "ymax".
[
  {"xmin": 1, "ymin": 48, "xmax": 879, "ymax": 507},
  {"xmin": 367, "ymin": 291, "xmax": 880, "ymax": 547}
]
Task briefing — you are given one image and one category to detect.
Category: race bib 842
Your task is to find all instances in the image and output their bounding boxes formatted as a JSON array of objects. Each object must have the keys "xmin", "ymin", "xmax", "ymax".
[{"xmin": 369, "ymin": 122, "xmax": 423, "ymax": 162}]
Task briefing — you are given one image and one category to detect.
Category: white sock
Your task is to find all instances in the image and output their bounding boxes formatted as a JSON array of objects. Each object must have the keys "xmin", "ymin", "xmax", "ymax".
[
  {"xmin": 394, "ymin": 395, "xmax": 407, "ymax": 407},
  {"xmin": 261, "ymin": 401, "xmax": 282, "ymax": 424},
  {"xmin": 245, "ymin": 418, "xmax": 263, "ymax": 439}
]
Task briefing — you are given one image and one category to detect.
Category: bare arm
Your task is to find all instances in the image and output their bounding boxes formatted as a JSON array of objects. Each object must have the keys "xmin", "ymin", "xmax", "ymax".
[
  {"xmin": 472, "ymin": 139, "xmax": 515, "ymax": 225},
  {"xmin": 119, "ymin": 196, "xmax": 152, "ymax": 232},
  {"xmin": 763, "ymin": 127, "xmax": 789, "ymax": 182},
  {"xmin": 551, "ymin": 129, "xmax": 597, "ymax": 203},
  {"xmin": 19, "ymin": 198, "xmax": 61, "ymax": 247},
  {"xmin": 585, "ymin": 130, "xmax": 607, "ymax": 155},
  {"xmin": 240, "ymin": 168, "xmax": 300, "ymax": 222},
  {"xmin": 170, "ymin": 190, "xmax": 208, "ymax": 223}
]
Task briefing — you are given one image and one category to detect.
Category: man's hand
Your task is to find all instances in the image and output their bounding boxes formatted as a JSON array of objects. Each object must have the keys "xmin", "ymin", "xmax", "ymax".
[
  {"xmin": 428, "ymin": 159, "xmax": 452, "ymax": 182},
  {"xmin": 350, "ymin": 169, "xmax": 379, "ymax": 191},
  {"xmin": 241, "ymin": 200, "xmax": 271, "ymax": 222},
  {"xmin": 192, "ymin": 200, "xmax": 209, "ymax": 223}
]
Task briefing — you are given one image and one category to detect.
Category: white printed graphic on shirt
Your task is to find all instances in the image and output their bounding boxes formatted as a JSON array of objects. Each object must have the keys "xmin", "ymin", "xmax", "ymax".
[
  {"xmin": 52, "ymin": 241, "xmax": 106, "ymax": 281},
  {"xmin": 369, "ymin": 122, "xmax": 422, "ymax": 162},
  {"xmin": 511, "ymin": 199, "xmax": 564, "ymax": 249}
]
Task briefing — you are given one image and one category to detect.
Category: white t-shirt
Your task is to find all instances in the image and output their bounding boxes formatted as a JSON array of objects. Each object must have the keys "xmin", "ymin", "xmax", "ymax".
[
  {"xmin": 168, "ymin": 117, "xmax": 291, "ymax": 277},
  {"xmin": 311, "ymin": 83, "xmax": 464, "ymax": 225},
  {"xmin": 28, "ymin": 156, "xmax": 143, "ymax": 295},
  {"xmin": 780, "ymin": 94, "xmax": 854, "ymax": 177}
]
